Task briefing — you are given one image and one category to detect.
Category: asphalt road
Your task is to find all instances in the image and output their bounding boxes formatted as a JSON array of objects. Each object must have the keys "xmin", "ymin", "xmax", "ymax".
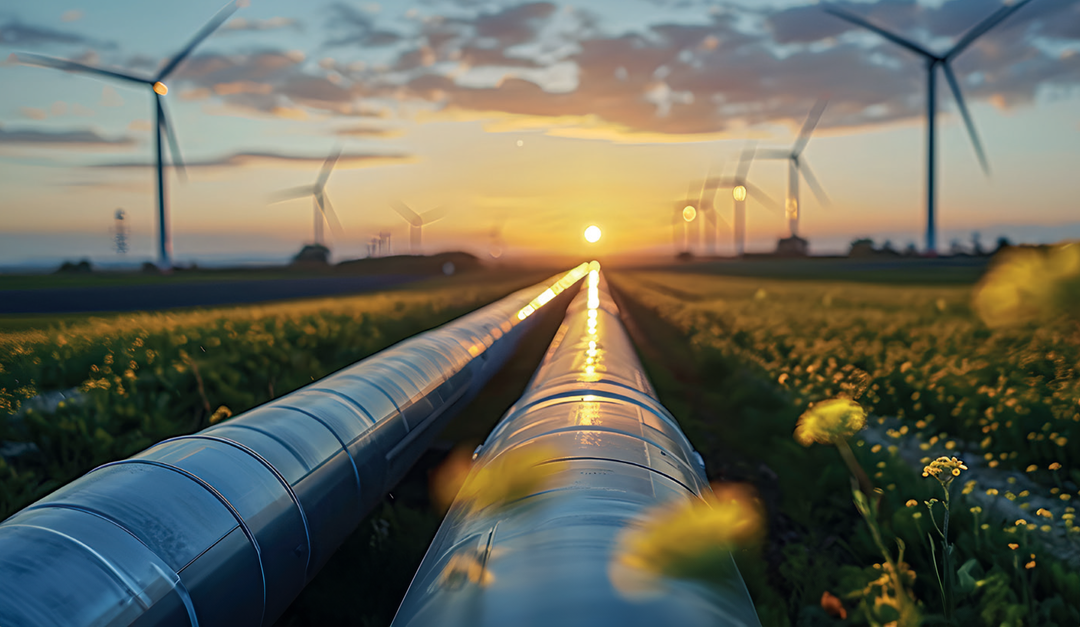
[{"xmin": 0, "ymin": 274, "xmax": 422, "ymax": 314}]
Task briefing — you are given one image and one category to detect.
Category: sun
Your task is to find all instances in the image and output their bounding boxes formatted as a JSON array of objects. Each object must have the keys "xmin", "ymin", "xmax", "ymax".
[{"xmin": 584, "ymin": 225, "xmax": 602, "ymax": 243}]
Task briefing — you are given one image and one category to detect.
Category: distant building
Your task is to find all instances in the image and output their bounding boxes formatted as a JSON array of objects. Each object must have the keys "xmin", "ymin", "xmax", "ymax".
[{"xmin": 775, "ymin": 235, "xmax": 809, "ymax": 257}]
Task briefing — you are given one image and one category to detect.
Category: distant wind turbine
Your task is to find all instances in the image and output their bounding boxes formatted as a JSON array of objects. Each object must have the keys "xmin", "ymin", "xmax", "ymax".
[
  {"xmin": 390, "ymin": 201, "xmax": 448, "ymax": 255},
  {"xmin": 672, "ymin": 180, "xmax": 701, "ymax": 255},
  {"xmin": 695, "ymin": 165, "xmax": 724, "ymax": 256},
  {"xmin": 824, "ymin": 0, "xmax": 1035, "ymax": 253},
  {"xmin": 759, "ymin": 100, "xmax": 830, "ymax": 239},
  {"xmin": 16, "ymin": 1, "xmax": 242, "ymax": 269},
  {"xmin": 713, "ymin": 146, "xmax": 782, "ymax": 257},
  {"xmin": 270, "ymin": 148, "xmax": 345, "ymax": 248}
]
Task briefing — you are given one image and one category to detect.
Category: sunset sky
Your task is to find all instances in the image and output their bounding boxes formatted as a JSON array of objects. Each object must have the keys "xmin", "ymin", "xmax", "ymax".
[{"xmin": 0, "ymin": 0, "xmax": 1078, "ymax": 265}]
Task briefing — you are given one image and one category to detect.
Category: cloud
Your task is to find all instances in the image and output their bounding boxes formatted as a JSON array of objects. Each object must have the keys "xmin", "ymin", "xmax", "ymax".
[
  {"xmin": 221, "ymin": 17, "xmax": 302, "ymax": 33},
  {"xmin": 323, "ymin": 3, "xmax": 402, "ymax": 47},
  {"xmin": 333, "ymin": 124, "xmax": 401, "ymax": 137},
  {"xmin": 99, "ymin": 86, "xmax": 125, "ymax": 107},
  {"xmin": 89, "ymin": 150, "xmax": 415, "ymax": 170},
  {"xmin": 373, "ymin": 0, "xmax": 1080, "ymax": 137},
  {"xmin": 20, "ymin": 107, "xmax": 47, "ymax": 120},
  {"xmin": 0, "ymin": 125, "xmax": 134, "ymax": 147},
  {"xmin": 0, "ymin": 19, "xmax": 113, "ymax": 49}
]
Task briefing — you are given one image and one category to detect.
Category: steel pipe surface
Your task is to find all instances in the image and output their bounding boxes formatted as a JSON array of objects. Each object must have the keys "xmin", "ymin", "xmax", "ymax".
[
  {"xmin": 392, "ymin": 263, "xmax": 762, "ymax": 627},
  {"xmin": 0, "ymin": 265, "xmax": 589, "ymax": 627}
]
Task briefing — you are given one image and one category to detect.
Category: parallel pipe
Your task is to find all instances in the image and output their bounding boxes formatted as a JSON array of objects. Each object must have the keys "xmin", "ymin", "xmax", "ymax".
[
  {"xmin": 392, "ymin": 264, "xmax": 762, "ymax": 627},
  {"xmin": 0, "ymin": 265, "xmax": 588, "ymax": 627}
]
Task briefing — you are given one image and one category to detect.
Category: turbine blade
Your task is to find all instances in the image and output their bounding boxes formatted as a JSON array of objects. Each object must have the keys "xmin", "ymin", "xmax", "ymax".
[
  {"xmin": 799, "ymin": 161, "xmax": 832, "ymax": 206},
  {"xmin": 390, "ymin": 200, "xmax": 422, "ymax": 226},
  {"xmin": 736, "ymin": 143, "xmax": 757, "ymax": 181},
  {"xmin": 421, "ymin": 205, "xmax": 449, "ymax": 224},
  {"xmin": 792, "ymin": 99, "xmax": 828, "ymax": 157},
  {"xmin": 16, "ymin": 53, "xmax": 149, "ymax": 84},
  {"xmin": 947, "ymin": 0, "xmax": 1034, "ymax": 60},
  {"xmin": 823, "ymin": 5, "xmax": 936, "ymax": 59},
  {"xmin": 942, "ymin": 64, "xmax": 990, "ymax": 175},
  {"xmin": 268, "ymin": 186, "xmax": 314, "ymax": 203},
  {"xmin": 157, "ymin": 96, "xmax": 186, "ymax": 183},
  {"xmin": 315, "ymin": 146, "xmax": 341, "ymax": 191},
  {"xmin": 156, "ymin": 0, "xmax": 239, "ymax": 80},
  {"xmin": 755, "ymin": 149, "xmax": 792, "ymax": 160},
  {"xmin": 322, "ymin": 194, "xmax": 345, "ymax": 239},
  {"xmin": 745, "ymin": 183, "xmax": 782, "ymax": 214}
]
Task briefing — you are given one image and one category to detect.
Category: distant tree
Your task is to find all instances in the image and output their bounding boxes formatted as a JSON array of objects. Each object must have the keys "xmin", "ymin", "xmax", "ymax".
[
  {"xmin": 971, "ymin": 232, "xmax": 985, "ymax": 256},
  {"xmin": 56, "ymin": 259, "xmax": 93, "ymax": 274},
  {"xmin": 849, "ymin": 238, "xmax": 876, "ymax": 258},
  {"xmin": 995, "ymin": 236, "xmax": 1013, "ymax": 253},
  {"xmin": 903, "ymin": 242, "xmax": 918, "ymax": 256}
]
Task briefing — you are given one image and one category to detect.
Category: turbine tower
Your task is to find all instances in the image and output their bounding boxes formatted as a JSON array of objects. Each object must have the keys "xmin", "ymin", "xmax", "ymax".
[
  {"xmin": 270, "ymin": 148, "xmax": 345, "ymax": 248},
  {"xmin": 672, "ymin": 180, "xmax": 700, "ymax": 256},
  {"xmin": 824, "ymin": 0, "xmax": 1035, "ymax": 253},
  {"xmin": 714, "ymin": 146, "xmax": 781, "ymax": 257},
  {"xmin": 695, "ymin": 169, "xmax": 723, "ymax": 256},
  {"xmin": 113, "ymin": 209, "xmax": 128, "ymax": 255},
  {"xmin": 17, "ymin": 1, "xmax": 241, "ymax": 270},
  {"xmin": 390, "ymin": 201, "xmax": 448, "ymax": 255},
  {"xmin": 759, "ymin": 100, "xmax": 830, "ymax": 238}
]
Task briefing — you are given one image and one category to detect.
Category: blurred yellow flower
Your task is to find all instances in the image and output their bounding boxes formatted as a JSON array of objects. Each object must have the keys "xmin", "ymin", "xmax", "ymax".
[
  {"xmin": 456, "ymin": 444, "xmax": 566, "ymax": 513},
  {"xmin": 613, "ymin": 483, "xmax": 764, "ymax": 584},
  {"xmin": 794, "ymin": 398, "xmax": 867, "ymax": 446},
  {"xmin": 973, "ymin": 242, "xmax": 1080, "ymax": 327}
]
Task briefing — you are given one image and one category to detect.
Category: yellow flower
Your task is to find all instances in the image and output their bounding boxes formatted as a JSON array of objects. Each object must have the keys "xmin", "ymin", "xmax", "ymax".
[
  {"xmin": 1008, "ymin": 543, "xmax": 1019, "ymax": 550},
  {"xmin": 456, "ymin": 444, "xmax": 566, "ymax": 513},
  {"xmin": 1050, "ymin": 462, "xmax": 1063, "ymax": 471},
  {"xmin": 905, "ymin": 499, "xmax": 918, "ymax": 508},
  {"xmin": 794, "ymin": 398, "xmax": 867, "ymax": 446},
  {"xmin": 922, "ymin": 456, "xmax": 968, "ymax": 488},
  {"xmin": 613, "ymin": 483, "xmax": 764, "ymax": 584},
  {"xmin": 208, "ymin": 405, "xmax": 232, "ymax": 425},
  {"xmin": 973, "ymin": 242, "xmax": 1080, "ymax": 327}
]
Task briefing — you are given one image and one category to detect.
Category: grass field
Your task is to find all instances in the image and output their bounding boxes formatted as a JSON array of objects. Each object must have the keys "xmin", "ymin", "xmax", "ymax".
[
  {"xmin": 609, "ymin": 265, "xmax": 1080, "ymax": 627},
  {"xmin": 0, "ymin": 269, "xmax": 551, "ymax": 521}
]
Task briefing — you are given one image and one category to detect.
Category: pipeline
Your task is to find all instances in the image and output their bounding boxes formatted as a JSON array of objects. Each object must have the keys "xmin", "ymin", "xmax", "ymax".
[
  {"xmin": 392, "ymin": 264, "xmax": 762, "ymax": 627},
  {"xmin": 0, "ymin": 265, "xmax": 589, "ymax": 627}
]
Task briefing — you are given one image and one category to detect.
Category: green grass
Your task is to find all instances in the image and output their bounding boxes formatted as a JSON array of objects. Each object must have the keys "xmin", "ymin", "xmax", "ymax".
[{"xmin": 609, "ymin": 269, "xmax": 1080, "ymax": 627}]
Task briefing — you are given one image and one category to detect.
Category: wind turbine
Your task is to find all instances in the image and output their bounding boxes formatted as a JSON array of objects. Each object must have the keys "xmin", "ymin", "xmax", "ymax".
[
  {"xmin": 672, "ymin": 180, "xmax": 700, "ymax": 256},
  {"xmin": 695, "ymin": 167, "xmax": 723, "ymax": 256},
  {"xmin": 390, "ymin": 201, "xmax": 448, "ymax": 255},
  {"xmin": 487, "ymin": 215, "xmax": 507, "ymax": 259},
  {"xmin": 17, "ymin": 1, "xmax": 241, "ymax": 270},
  {"xmin": 270, "ymin": 149, "xmax": 345, "ymax": 248},
  {"xmin": 758, "ymin": 100, "xmax": 830, "ymax": 239},
  {"xmin": 713, "ymin": 146, "xmax": 782, "ymax": 257},
  {"xmin": 824, "ymin": 0, "xmax": 1035, "ymax": 253}
]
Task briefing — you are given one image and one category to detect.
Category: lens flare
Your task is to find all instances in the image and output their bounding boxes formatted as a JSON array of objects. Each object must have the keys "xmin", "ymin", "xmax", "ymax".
[
  {"xmin": 682, "ymin": 206, "xmax": 697, "ymax": 222},
  {"xmin": 153, "ymin": 81, "xmax": 168, "ymax": 95},
  {"xmin": 732, "ymin": 185, "xmax": 747, "ymax": 202}
]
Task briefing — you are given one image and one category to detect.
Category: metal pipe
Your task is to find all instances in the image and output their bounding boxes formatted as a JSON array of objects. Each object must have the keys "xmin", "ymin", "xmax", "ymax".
[
  {"xmin": 392, "ymin": 264, "xmax": 762, "ymax": 627},
  {"xmin": 0, "ymin": 264, "xmax": 589, "ymax": 627}
]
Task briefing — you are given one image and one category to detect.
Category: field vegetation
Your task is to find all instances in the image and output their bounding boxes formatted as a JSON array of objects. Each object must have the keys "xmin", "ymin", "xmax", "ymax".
[
  {"xmin": 0, "ymin": 271, "xmax": 548, "ymax": 521},
  {"xmin": 608, "ymin": 247, "xmax": 1080, "ymax": 626}
]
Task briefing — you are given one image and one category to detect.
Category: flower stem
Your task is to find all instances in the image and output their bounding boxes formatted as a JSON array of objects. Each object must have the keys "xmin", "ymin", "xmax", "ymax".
[{"xmin": 836, "ymin": 438, "xmax": 875, "ymax": 500}]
